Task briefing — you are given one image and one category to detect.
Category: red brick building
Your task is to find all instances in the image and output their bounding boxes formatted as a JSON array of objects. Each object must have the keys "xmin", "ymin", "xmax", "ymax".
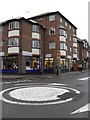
[{"xmin": 0, "ymin": 11, "xmax": 89, "ymax": 74}]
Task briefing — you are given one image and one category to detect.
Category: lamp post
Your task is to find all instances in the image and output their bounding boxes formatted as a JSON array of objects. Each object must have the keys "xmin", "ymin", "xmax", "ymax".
[{"xmin": 38, "ymin": 19, "xmax": 43, "ymax": 74}]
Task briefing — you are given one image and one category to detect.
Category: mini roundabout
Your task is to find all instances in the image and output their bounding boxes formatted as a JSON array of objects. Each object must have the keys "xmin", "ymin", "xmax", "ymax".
[{"xmin": 0, "ymin": 81, "xmax": 80, "ymax": 106}]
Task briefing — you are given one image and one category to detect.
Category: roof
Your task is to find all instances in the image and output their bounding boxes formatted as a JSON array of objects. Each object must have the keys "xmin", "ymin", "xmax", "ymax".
[
  {"xmin": 0, "ymin": 17, "xmax": 46, "ymax": 30},
  {"xmin": 28, "ymin": 11, "xmax": 77, "ymax": 29}
]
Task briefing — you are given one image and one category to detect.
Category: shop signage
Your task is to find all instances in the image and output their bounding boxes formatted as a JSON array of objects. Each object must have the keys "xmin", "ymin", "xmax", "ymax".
[
  {"xmin": 22, "ymin": 51, "xmax": 32, "ymax": 56},
  {"xmin": 46, "ymin": 54, "xmax": 51, "ymax": 58}
]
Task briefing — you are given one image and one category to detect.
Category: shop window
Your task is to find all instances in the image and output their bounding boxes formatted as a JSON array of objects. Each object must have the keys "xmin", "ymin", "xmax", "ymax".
[
  {"xmin": 44, "ymin": 58, "xmax": 54, "ymax": 70},
  {"xmin": 49, "ymin": 28, "xmax": 55, "ymax": 35},
  {"xmin": 60, "ymin": 59, "xmax": 69, "ymax": 70},
  {"xmin": 26, "ymin": 57, "xmax": 39, "ymax": 70},
  {"xmin": 2, "ymin": 57, "xmax": 18, "ymax": 71},
  {"xmin": 49, "ymin": 15, "xmax": 55, "ymax": 21}
]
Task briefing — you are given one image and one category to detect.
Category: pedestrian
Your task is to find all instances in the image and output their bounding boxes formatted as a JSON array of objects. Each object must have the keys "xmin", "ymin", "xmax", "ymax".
[{"xmin": 56, "ymin": 64, "xmax": 60, "ymax": 76}]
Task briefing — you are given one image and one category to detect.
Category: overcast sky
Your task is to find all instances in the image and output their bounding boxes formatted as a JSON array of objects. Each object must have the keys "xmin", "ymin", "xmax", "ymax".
[{"xmin": 0, "ymin": 0, "xmax": 89, "ymax": 41}]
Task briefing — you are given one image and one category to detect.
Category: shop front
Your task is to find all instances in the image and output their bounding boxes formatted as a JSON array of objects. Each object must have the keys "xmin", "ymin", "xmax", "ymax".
[
  {"xmin": 60, "ymin": 58, "xmax": 69, "ymax": 72},
  {"xmin": 2, "ymin": 56, "xmax": 18, "ymax": 73},
  {"xmin": 44, "ymin": 58, "xmax": 54, "ymax": 73}
]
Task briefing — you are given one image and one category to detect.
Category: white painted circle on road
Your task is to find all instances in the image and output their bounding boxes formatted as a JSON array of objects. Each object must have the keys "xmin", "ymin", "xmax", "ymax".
[{"xmin": 9, "ymin": 87, "xmax": 69, "ymax": 101}]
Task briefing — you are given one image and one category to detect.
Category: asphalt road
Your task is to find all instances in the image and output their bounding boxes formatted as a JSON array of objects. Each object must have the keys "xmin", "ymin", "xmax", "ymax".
[{"xmin": 0, "ymin": 70, "xmax": 89, "ymax": 119}]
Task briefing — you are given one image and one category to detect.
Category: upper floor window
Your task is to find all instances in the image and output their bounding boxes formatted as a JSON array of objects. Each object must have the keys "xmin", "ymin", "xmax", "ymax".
[
  {"xmin": 0, "ymin": 38, "xmax": 4, "ymax": 46},
  {"xmin": 60, "ymin": 43, "xmax": 66, "ymax": 50},
  {"xmin": 8, "ymin": 38, "xmax": 19, "ymax": 46},
  {"xmin": 49, "ymin": 15, "xmax": 55, "ymax": 21},
  {"xmin": 32, "ymin": 40, "xmax": 40, "ymax": 49},
  {"xmin": 70, "ymin": 47, "xmax": 72, "ymax": 52},
  {"xmin": 66, "ymin": 33, "xmax": 68, "ymax": 39},
  {"xmin": 0, "ymin": 25, "xmax": 3, "ymax": 31},
  {"xmin": 65, "ymin": 21, "xmax": 67, "ymax": 27},
  {"xmin": 9, "ymin": 21, "xmax": 19, "ymax": 30},
  {"xmin": 49, "ymin": 42, "xmax": 55, "ymax": 49},
  {"xmin": 69, "ymin": 25, "xmax": 71, "ymax": 29},
  {"xmin": 66, "ymin": 45, "xmax": 68, "ymax": 51},
  {"xmin": 60, "ymin": 29, "xmax": 66, "ymax": 37},
  {"xmin": 60, "ymin": 18, "xmax": 62, "ymax": 23},
  {"xmin": 69, "ymin": 35, "xmax": 71, "ymax": 41},
  {"xmin": 32, "ymin": 25, "xmax": 39, "ymax": 32},
  {"xmin": 73, "ymin": 28, "xmax": 75, "ymax": 32},
  {"xmin": 49, "ymin": 28, "xmax": 55, "ymax": 35},
  {"xmin": 73, "ymin": 37, "xmax": 77, "ymax": 43},
  {"xmin": 73, "ymin": 48, "xmax": 77, "ymax": 54}
]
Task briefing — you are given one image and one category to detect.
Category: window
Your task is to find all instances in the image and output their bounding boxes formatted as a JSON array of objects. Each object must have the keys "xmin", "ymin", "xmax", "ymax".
[
  {"xmin": 60, "ymin": 43, "xmax": 66, "ymax": 50},
  {"xmin": 8, "ymin": 38, "xmax": 19, "ymax": 46},
  {"xmin": 15, "ymin": 21, "xmax": 19, "ymax": 29},
  {"xmin": 0, "ymin": 38, "xmax": 4, "ymax": 46},
  {"xmin": 65, "ymin": 21, "xmax": 67, "ymax": 27},
  {"xmin": 69, "ymin": 35, "xmax": 71, "ymax": 41},
  {"xmin": 70, "ymin": 47, "xmax": 72, "ymax": 52},
  {"xmin": 66, "ymin": 33, "xmax": 68, "ymax": 39},
  {"xmin": 66, "ymin": 45, "xmax": 68, "ymax": 51},
  {"xmin": 49, "ymin": 28, "xmax": 55, "ymax": 35},
  {"xmin": 73, "ymin": 28, "xmax": 75, "ymax": 33},
  {"xmin": 73, "ymin": 37, "xmax": 77, "ymax": 43},
  {"xmin": 49, "ymin": 42, "xmax": 55, "ymax": 49},
  {"xmin": 49, "ymin": 15, "xmax": 55, "ymax": 21},
  {"xmin": 60, "ymin": 18, "xmax": 62, "ymax": 23},
  {"xmin": 73, "ymin": 48, "xmax": 77, "ymax": 54},
  {"xmin": 60, "ymin": 29, "xmax": 66, "ymax": 36},
  {"xmin": 32, "ymin": 40, "xmax": 40, "ymax": 48},
  {"xmin": 69, "ymin": 25, "xmax": 71, "ymax": 29},
  {"xmin": 32, "ymin": 25, "xmax": 39, "ymax": 32},
  {"xmin": 9, "ymin": 21, "xmax": 19, "ymax": 30}
]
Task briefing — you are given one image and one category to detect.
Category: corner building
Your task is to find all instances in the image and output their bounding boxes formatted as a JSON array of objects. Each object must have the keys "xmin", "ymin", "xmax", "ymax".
[
  {"xmin": 0, "ymin": 17, "xmax": 45, "ymax": 74},
  {"xmin": 29, "ymin": 11, "xmax": 78, "ymax": 73}
]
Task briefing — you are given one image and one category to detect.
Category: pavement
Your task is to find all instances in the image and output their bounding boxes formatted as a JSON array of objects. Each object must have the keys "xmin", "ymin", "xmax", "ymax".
[{"xmin": 0, "ymin": 70, "xmax": 88, "ymax": 80}]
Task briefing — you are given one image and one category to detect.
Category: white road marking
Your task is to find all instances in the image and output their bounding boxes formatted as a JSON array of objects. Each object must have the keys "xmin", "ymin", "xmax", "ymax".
[
  {"xmin": 71, "ymin": 103, "xmax": 90, "ymax": 114},
  {"xmin": 0, "ymin": 83, "xmax": 80, "ymax": 106},
  {"xmin": 78, "ymin": 77, "xmax": 90, "ymax": 81}
]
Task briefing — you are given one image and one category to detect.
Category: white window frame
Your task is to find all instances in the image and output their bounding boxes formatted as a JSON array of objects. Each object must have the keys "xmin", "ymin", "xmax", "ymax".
[
  {"xmin": 60, "ymin": 18, "xmax": 62, "ymax": 23},
  {"xmin": 49, "ymin": 42, "xmax": 55, "ymax": 49},
  {"xmin": 65, "ymin": 21, "xmax": 67, "ymax": 27},
  {"xmin": 49, "ymin": 15, "xmax": 55, "ymax": 21},
  {"xmin": 49, "ymin": 28, "xmax": 55, "ymax": 35}
]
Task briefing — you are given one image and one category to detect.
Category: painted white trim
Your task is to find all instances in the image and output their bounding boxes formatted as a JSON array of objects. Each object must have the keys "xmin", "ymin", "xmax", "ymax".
[
  {"xmin": 32, "ymin": 32, "xmax": 40, "ymax": 39},
  {"xmin": 73, "ymin": 43, "xmax": 77, "ymax": 47},
  {"xmin": 22, "ymin": 51, "xmax": 32, "ymax": 56},
  {"xmin": 60, "ymin": 36, "xmax": 66, "ymax": 42},
  {"xmin": 8, "ymin": 47, "xmax": 19, "ymax": 53},
  {"xmin": 32, "ymin": 49, "xmax": 40, "ymax": 55},
  {"xmin": 60, "ymin": 50, "xmax": 66, "ymax": 56},
  {"xmin": 8, "ymin": 30, "xmax": 19, "ymax": 37},
  {"xmin": 73, "ymin": 54, "xmax": 77, "ymax": 58}
]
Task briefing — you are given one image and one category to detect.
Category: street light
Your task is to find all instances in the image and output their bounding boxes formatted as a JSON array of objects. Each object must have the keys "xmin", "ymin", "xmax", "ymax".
[{"xmin": 38, "ymin": 19, "xmax": 43, "ymax": 74}]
